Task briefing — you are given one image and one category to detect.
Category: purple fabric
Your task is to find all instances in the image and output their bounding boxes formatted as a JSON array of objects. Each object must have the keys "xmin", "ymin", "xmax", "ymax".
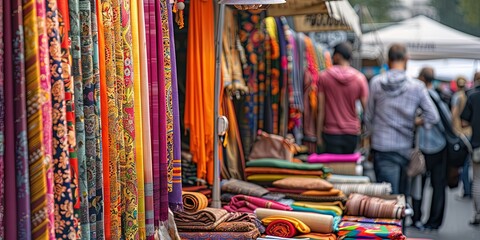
[
  {"xmin": 13, "ymin": 0, "xmax": 31, "ymax": 237},
  {"xmin": 167, "ymin": 1, "xmax": 183, "ymax": 211},
  {"xmin": 4, "ymin": 0, "xmax": 18, "ymax": 237},
  {"xmin": 0, "ymin": 1, "xmax": 5, "ymax": 238},
  {"xmin": 308, "ymin": 152, "xmax": 362, "ymax": 163}
]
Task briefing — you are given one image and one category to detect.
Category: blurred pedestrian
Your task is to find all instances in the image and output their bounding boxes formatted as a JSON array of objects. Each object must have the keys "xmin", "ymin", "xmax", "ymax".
[
  {"xmin": 461, "ymin": 72, "xmax": 480, "ymax": 225},
  {"xmin": 316, "ymin": 42, "xmax": 368, "ymax": 154},
  {"xmin": 451, "ymin": 76, "xmax": 472, "ymax": 199},
  {"xmin": 364, "ymin": 44, "xmax": 439, "ymax": 195}
]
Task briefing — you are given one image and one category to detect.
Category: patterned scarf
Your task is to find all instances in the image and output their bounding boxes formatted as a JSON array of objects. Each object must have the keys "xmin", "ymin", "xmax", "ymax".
[
  {"xmin": 167, "ymin": 0, "xmax": 183, "ymax": 212},
  {"xmin": 12, "ymin": 0, "xmax": 33, "ymax": 237},
  {"xmin": 46, "ymin": 0, "xmax": 76, "ymax": 238}
]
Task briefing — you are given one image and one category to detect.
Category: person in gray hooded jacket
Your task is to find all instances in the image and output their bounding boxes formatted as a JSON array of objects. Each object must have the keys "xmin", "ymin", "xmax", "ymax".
[{"xmin": 364, "ymin": 44, "xmax": 440, "ymax": 195}]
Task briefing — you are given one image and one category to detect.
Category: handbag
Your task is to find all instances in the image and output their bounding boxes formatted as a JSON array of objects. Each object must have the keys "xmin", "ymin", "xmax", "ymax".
[
  {"xmin": 407, "ymin": 128, "xmax": 426, "ymax": 177},
  {"xmin": 248, "ymin": 130, "xmax": 297, "ymax": 161}
]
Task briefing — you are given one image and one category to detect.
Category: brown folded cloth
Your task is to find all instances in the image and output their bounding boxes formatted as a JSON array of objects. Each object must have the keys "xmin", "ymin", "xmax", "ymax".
[
  {"xmin": 221, "ymin": 179, "xmax": 269, "ymax": 197},
  {"xmin": 273, "ymin": 177, "xmax": 333, "ymax": 191},
  {"xmin": 284, "ymin": 193, "xmax": 348, "ymax": 204},
  {"xmin": 322, "ymin": 162, "xmax": 357, "ymax": 175},
  {"xmin": 174, "ymin": 208, "xmax": 229, "ymax": 231},
  {"xmin": 345, "ymin": 193, "xmax": 405, "ymax": 219},
  {"xmin": 182, "ymin": 191, "xmax": 209, "ymax": 212},
  {"xmin": 301, "ymin": 189, "xmax": 342, "ymax": 196},
  {"xmin": 267, "ymin": 187, "xmax": 305, "ymax": 194},
  {"xmin": 213, "ymin": 222, "xmax": 256, "ymax": 232},
  {"xmin": 245, "ymin": 167, "xmax": 325, "ymax": 177},
  {"xmin": 179, "ymin": 229, "xmax": 260, "ymax": 240}
]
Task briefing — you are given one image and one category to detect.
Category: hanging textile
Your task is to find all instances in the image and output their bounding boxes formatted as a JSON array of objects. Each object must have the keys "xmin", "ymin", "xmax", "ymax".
[
  {"xmin": 138, "ymin": 0, "xmax": 155, "ymax": 237},
  {"xmin": 275, "ymin": 17, "xmax": 288, "ymax": 137},
  {"xmin": 120, "ymin": 0, "xmax": 139, "ymax": 238},
  {"xmin": 13, "ymin": 0, "xmax": 33, "ymax": 237},
  {"xmin": 303, "ymin": 35, "xmax": 320, "ymax": 153},
  {"xmin": 167, "ymin": 0, "xmax": 183, "ymax": 211},
  {"xmin": 131, "ymin": 0, "xmax": 146, "ymax": 237},
  {"xmin": 265, "ymin": 17, "xmax": 281, "ymax": 135}
]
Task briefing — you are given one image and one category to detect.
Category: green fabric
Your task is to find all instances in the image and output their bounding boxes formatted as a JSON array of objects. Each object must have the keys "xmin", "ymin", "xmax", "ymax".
[
  {"xmin": 291, "ymin": 205, "xmax": 339, "ymax": 217},
  {"xmin": 246, "ymin": 159, "xmax": 330, "ymax": 172}
]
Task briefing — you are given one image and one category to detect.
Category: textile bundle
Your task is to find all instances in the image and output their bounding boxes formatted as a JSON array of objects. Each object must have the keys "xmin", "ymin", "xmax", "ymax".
[
  {"xmin": 182, "ymin": 191, "xmax": 209, "ymax": 212},
  {"xmin": 292, "ymin": 202, "xmax": 344, "ymax": 217},
  {"xmin": 337, "ymin": 221, "xmax": 405, "ymax": 240},
  {"xmin": 273, "ymin": 177, "xmax": 333, "ymax": 191},
  {"xmin": 221, "ymin": 179, "xmax": 270, "ymax": 197},
  {"xmin": 174, "ymin": 208, "xmax": 230, "ymax": 231},
  {"xmin": 308, "ymin": 153, "xmax": 361, "ymax": 163},
  {"xmin": 178, "ymin": 229, "xmax": 260, "ymax": 240},
  {"xmin": 0, "ymin": 0, "xmax": 183, "ymax": 238},
  {"xmin": 333, "ymin": 183, "xmax": 392, "ymax": 196},
  {"xmin": 265, "ymin": 220, "xmax": 298, "ymax": 238},
  {"xmin": 223, "ymin": 195, "xmax": 292, "ymax": 213},
  {"xmin": 327, "ymin": 174, "xmax": 371, "ymax": 184},
  {"xmin": 345, "ymin": 194, "xmax": 405, "ymax": 219}
]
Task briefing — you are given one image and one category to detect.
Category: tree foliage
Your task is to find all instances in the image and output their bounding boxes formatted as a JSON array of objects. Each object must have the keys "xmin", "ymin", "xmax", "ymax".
[{"xmin": 458, "ymin": 0, "xmax": 480, "ymax": 27}]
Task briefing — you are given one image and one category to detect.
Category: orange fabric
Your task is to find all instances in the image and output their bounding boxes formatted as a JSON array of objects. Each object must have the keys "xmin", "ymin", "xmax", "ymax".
[
  {"xmin": 245, "ymin": 167, "xmax": 325, "ymax": 177},
  {"xmin": 96, "ymin": 1, "xmax": 111, "ymax": 237},
  {"xmin": 301, "ymin": 189, "xmax": 341, "ymax": 197},
  {"xmin": 184, "ymin": 0, "xmax": 215, "ymax": 184}
]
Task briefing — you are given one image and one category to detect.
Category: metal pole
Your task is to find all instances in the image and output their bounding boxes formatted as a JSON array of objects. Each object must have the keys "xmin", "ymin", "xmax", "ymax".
[{"xmin": 212, "ymin": 2, "xmax": 226, "ymax": 209}]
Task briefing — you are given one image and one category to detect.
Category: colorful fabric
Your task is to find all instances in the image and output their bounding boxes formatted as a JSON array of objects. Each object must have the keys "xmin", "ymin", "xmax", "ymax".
[
  {"xmin": 291, "ymin": 205, "xmax": 340, "ymax": 218},
  {"xmin": 266, "ymin": 220, "xmax": 298, "ymax": 238},
  {"xmin": 246, "ymin": 159, "xmax": 327, "ymax": 171},
  {"xmin": 267, "ymin": 187, "xmax": 305, "ymax": 195},
  {"xmin": 292, "ymin": 202, "xmax": 343, "ymax": 216},
  {"xmin": 245, "ymin": 167, "xmax": 326, "ymax": 177},
  {"xmin": 213, "ymin": 222, "xmax": 257, "ymax": 232},
  {"xmin": 301, "ymin": 189, "xmax": 341, "ymax": 197},
  {"xmin": 178, "ymin": 229, "xmax": 261, "ymax": 240},
  {"xmin": 341, "ymin": 216, "xmax": 402, "ymax": 227},
  {"xmin": 166, "ymin": 0, "xmax": 183, "ymax": 212},
  {"xmin": 308, "ymin": 153, "xmax": 361, "ymax": 164},
  {"xmin": 255, "ymin": 208, "xmax": 337, "ymax": 234},
  {"xmin": 69, "ymin": 0, "xmax": 91, "ymax": 237},
  {"xmin": 337, "ymin": 221, "xmax": 405, "ymax": 240},
  {"xmin": 223, "ymin": 195, "xmax": 292, "ymax": 213},
  {"xmin": 297, "ymin": 233, "xmax": 337, "ymax": 240},
  {"xmin": 248, "ymin": 174, "xmax": 321, "ymax": 182},
  {"xmin": 333, "ymin": 183, "xmax": 392, "ymax": 197},
  {"xmin": 24, "ymin": 0, "xmax": 50, "ymax": 237},
  {"xmin": 12, "ymin": 0, "xmax": 32, "ymax": 237},
  {"xmin": 182, "ymin": 191, "xmax": 209, "ymax": 212},
  {"xmin": 345, "ymin": 194, "xmax": 405, "ymax": 219},
  {"xmin": 262, "ymin": 216, "xmax": 311, "ymax": 234},
  {"xmin": 273, "ymin": 178, "xmax": 333, "ymax": 191},
  {"xmin": 174, "ymin": 208, "xmax": 229, "ymax": 231},
  {"xmin": 221, "ymin": 179, "xmax": 269, "ymax": 197},
  {"xmin": 283, "ymin": 193, "xmax": 348, "ymax": 204}
]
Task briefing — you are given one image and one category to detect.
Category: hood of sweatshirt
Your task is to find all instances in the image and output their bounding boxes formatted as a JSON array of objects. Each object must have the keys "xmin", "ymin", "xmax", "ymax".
[{"xmin": 380, "ymin": 70, "xmax": 409, "ymax": 97}]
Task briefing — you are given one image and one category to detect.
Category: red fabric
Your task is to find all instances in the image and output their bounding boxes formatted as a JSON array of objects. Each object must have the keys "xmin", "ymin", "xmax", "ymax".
[
  {"xmin": 318, "ymin": 65, "xmax": 368, "ymax": 135},
  {"xmin": 223, "ymin": 195, "xmax": 292, "ymax": 213},
  {"xmin": 267, "ymin": 187, "xmax": 305, "ymax": 194},
  {"xmin": 266, "ymin": 219, "xmax": 298, "ymax": 238}
]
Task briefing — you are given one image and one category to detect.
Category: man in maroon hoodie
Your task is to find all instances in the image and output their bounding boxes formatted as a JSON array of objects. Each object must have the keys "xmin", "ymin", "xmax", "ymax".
[{"xmin": 317, "ymin": 42, "xmax": 368, "ymax": 154}]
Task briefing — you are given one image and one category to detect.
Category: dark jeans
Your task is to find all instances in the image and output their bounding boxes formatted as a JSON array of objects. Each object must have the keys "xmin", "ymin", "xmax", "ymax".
[
  {"xmin": 323, "ymin": 133, "xmax": 359, "ymax": 154},
  {"xmin": 462, "ymin": 156, "xmax": 472, "ymax": 196},
  {"xmin": 373, "ymin": 150, "xmax": 409, "ymax": 195},
  {"xmin": 411, "ymin": 148, "xmax": 447, "ymax": 228}
]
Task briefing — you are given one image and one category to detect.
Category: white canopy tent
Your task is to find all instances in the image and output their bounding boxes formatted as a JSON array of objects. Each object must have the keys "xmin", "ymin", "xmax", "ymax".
[{"xmin": 362, "ymin": 15, "xmax": 480, "ymax": 60}]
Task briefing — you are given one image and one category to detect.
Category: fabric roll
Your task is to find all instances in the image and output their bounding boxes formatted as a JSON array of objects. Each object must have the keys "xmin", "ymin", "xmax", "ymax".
[
  {"xmin": 345, "ymin": 193, "xmax": 405, "ymax": 219},
  {"xmin": 245, "ymin": 167, "xmax": 326, "ymax": 177},
  {"xmin": 174, "ymin": 208, "xmax": 229, "ymax": 231},
  {"xmin": 337, "ymin": 221, "xmax": 405, "ymax": 240},
  {"xmin": 322, "ymin": 163, "xmax": 357, "ymax": 175},
  {"xmin": 262, "ymin": 216, "xmax": 311, "ymax": 234},
  {"xmin": 333, "ymin": 183, "xmax": 392, "ymax": 196},
  {"xmin": 301, "ymin": 189, "xmax": 341, "ymax": 197},
  {"xmin": 182, "ymin": 191, "xmax": 209, "ymax": 212},
  {"xmin": 23, "ymin": 0, "xmax": 50, "ymax": 237},
  {"xmin": 221, "ymin": 179, "xmax": 269, "ymax": 197},
  {"xmin": 12, "ymin": 0, "xmax": 32, "ymax": 237},
  {"xmin": 223, "ymin": 195, "xmax": 292, "ymax": 213},
  {"xmin": 69, "ymin": 0, "xmax": 90, "ymax": 237},
  {"xmin": 291, "ymin": 205, "xmax": 339, "ymax": 218},
  {"xmin": 248, "ymin": 174, "xmax": 321, "ymax": 182},
  {"xmin": 308, "ymin": 153, "xmax": 361, "ymax": 163},
  {"xmin": 255, "ymin": 208, "xmax": 336, "ymax": 233},
  {"xmin": 265, "ymin": 220, "xmax": 298, "ymax": 238},
  {"xmin": 292, "ymin": 202, "xmax": 343, "ymax": 216},
  {"xmin": 283, "ymin": 193, "xmax": 348, "ymax": 204},
  {"xmin": 273, "ymin": 177, "xmax": 333, "ymax": 191},
  {"xmin": 166, "ymin": 0, "xmax": 183, "ymax": 211},
  {"xmin": 341, "ymin": 216, "xmax": 402, "ymax": 227},
  {"xmin": 327, "ymin": 174, "xmax": 371, "ymax": 184},
  {"xmin": 178, "ymin": 229, "xmax": 260, "ymax": 240},
  {"xmin": 213, "ymin": 222, "xmax": 257, "ymax": 232}
]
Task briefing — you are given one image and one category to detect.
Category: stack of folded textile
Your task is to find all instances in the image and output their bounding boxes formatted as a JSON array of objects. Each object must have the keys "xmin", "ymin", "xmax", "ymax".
[
  {"xmin": 221, "ymin": 178, "xmax": 286, "ymax": 203},
  {"xmin": 308, "ymin": 153, "xmax": 361, "ymax": 175},
  {"xmin": 245, "ymin": 159, "xmax": 331, "ymax": 186},
  {"xmin": 223, "ymin": 195, "xmax": 293, "ymax": 213},
  {"xmin": 175, "ymin": 208, "xmax": 263, "ymax": 240},
  {"xmin": 333, "ymin": 182, "xmax": 392, "ymax": 197},
  {"xmin": 255, "ymin": 208, "xmax": 340, "ymax": 239},
  {"xmin": 338, "ymin": 216, "xmax": 406, "ymax": 239},
  {"xmin": 327, "ymin": 174, "xmax": 371, "ymax": 184}
]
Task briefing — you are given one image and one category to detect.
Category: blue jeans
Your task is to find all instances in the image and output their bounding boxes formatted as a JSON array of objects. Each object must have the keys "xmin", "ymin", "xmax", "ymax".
[
  {"xmin": 373, "ymin": 150, "xmax": 409, "ymax": 195},
  {"xmin": 462, "ymin": 156, "xmax": 472, "ymax": 196}
]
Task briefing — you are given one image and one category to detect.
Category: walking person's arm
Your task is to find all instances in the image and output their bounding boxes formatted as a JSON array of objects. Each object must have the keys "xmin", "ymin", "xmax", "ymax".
[
  {"xmin": 460, "ymin": 96, "xmax": 473, "ymax": 127},
  {"xmin": 418, "ymin": 86, "xmax": 440, "ymax": 128}
]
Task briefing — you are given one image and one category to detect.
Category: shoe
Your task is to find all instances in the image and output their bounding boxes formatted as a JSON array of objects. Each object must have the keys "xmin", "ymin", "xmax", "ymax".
[
  {"xmin": 410, "ymin": 221, "xmax": 425, "ymax": 231},
  {"xmin": 470, "ymin": 217, "xmax": 480, "ymax": 226},
  {"xmin": 424, "ymin": 224, "xmax": 439, "ymax": 231}
]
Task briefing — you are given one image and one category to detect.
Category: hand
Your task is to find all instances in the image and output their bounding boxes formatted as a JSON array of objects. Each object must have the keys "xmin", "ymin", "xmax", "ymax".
[{"xmin": 415, "ymin": 117, "xmax": 424, "ymax": 126}]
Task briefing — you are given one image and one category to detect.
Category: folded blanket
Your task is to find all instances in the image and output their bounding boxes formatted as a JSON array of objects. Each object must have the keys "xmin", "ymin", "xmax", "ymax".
[
  {"xmin": 262, "ymin": 193, "xmax": 286, "ymax": 201},
  {"xmin": 338, "ymin": 221, "xmax": 406, "ymax": 239},
  {"xmin": 327, "ymin": 174, "xmax": 371, "ymax": 184},
  {"xmin": 174, "ymin": 208, "xmax": 229, "ymax": 231},
  {"xmin": 297, "ymin": 233, "xmax": 338, "ymax": 240},
  {"xmin": 342, "ymin": 216, "xmax": 402, "ymax": 227},
  {"xmin": 292, "ymin": 202, "xmax": 343, "ymax": 216},
  {"xmin": 213, "ymin": 222, "xmax": 257, "ymax": 232},
  {"xmin": 333, "ymin": 183, "xmax": 392, "ymax": 196},
  {"xmin": 291, "ymin": 205, "xmax": 339, "ymax": 217},
  {"xmin": 345, "ymin": 194, "xmax": 405, "ymax": 219},
  {"xmin": 308, "ymin": 152, "xmax": 361, "ymax": 163},
  {"xmin": 322, "ymin": 162, "xmax": 357, "ymax": 175},
  {"xmin": 262, "ymin": 216, "xmax": 311, "ymax": 234},
  {"xmin": 248, "ymin": 174, "xmax": 321, "ymax": 182},
  {"xmin": 273, "ymin": 178, "xmax": 333, "ymax": 191},
  {"xmin": 255, "ymin": 208, "xmax": 338, "ymax": 233},
  {"xmin": 267, "ymin": 187, "xmax": 305, "ymax": 194},
  {"xmin": 283, "ymin": 193, "xmax": 348, "ymax": 204},
  {"xmin": 179, "ymin": 228, "xmax": 260, "ymax": 240},
  {"xmin": 265, "ymin": 220, "xmax": 298, "ymax": 238},
  {"xmin": 301, "ymin": 189, "xmax": 341, "ymax": 196},
  {"xmin": 246, "ymin": 158, "xmax": 328, "ymax": 171},
  {"xmin": 221, "ymin": 179, "xmax": 269, "ymax": 197},
  {"xmin": 225, "ymin": 212, "xmax": 266, "ymax": 233},
  {"xmin": 245, "ymin": 167, "xmax": 326, "ymax": 177},
  {"xmin": 182, "ymin": 191, "xmax": 209, "ymax": 212},
  {"xmin": 223, "ymin": 195, "xmax": 292, "ymax": 213}
]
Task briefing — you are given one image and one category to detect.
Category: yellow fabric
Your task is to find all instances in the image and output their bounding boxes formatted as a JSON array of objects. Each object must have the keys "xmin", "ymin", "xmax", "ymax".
[
  {"xmin": 247, "ymin": 174, "xmax": 320, "ymax": 182},
  {"xmin": 131, "ymin": 0, "xmax": 146, "ymax": 237},
  {"xmin": 293, "ymin": 202, "xmax": 343, "ymax": 216},
  {"xmin": 297, "ymin": 233, "xmax": 338, "ymax": 240},
  {"xmin": 301, "ymin": 189, "xmax": 341, "ymax": 197},
  {"xmin": 311, "ymin": 201, "xmax": 346, "ymax": 210},
  {"xmin": 261, "ymin": 216, "xmax": 311, "ymax": 234}
]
